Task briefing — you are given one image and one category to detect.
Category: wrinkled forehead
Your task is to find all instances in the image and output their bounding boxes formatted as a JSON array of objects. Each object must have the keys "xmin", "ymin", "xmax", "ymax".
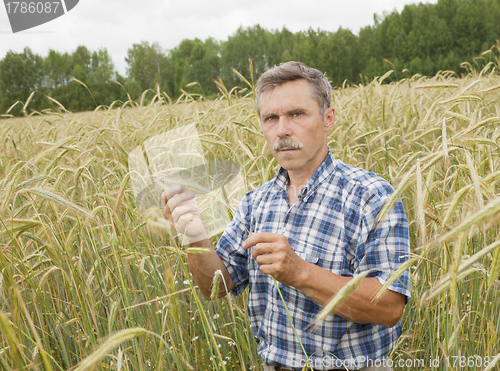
[{"xmin": 257, "ymin": 79, "xmax": 314, "ymax": 115}]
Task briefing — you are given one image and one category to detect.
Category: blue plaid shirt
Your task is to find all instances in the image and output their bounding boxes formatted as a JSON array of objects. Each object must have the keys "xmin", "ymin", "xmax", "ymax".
[{"xmin": 215, "ymin": 151, "xmax": 411, "ymax": 370}]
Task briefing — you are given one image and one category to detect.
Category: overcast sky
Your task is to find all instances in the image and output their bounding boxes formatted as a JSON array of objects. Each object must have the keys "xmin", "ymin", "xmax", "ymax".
[{"xmin": 1, "ymin": 0, "xmax": 438, "ymax": 76}]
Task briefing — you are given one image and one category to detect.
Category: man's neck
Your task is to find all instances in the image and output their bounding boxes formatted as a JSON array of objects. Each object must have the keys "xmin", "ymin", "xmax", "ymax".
[
  {"xmin": 286, "ymin": 150, "xmax": 329, "ymax": 206},
  {"xmin": 287, "ymin": 148, "xmax": 328, "ymax": 186},
  {"xmin": 286, "ymin": 182, "xmax": 305, "ymax": 207}
]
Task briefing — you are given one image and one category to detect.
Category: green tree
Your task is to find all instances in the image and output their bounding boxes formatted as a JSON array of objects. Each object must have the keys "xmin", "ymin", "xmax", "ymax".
[
  {"xmin": 72, "ymin": 45, "xmax": 92, "ymax": 75},
  {"xmin": 293, "ymin": 32, "xmax": 316, "ymax": 68},
  {"xmin": 268, "ymin": 27, "xmax": 296, "ymax": 66},
  {"xmin": 316, "ymin": 28, "xmax": 359, "ymax": 86},
  {"xmin": 220, "ymin": 25, "xmax": 272, "ymax": 88},
  {"xmin": 125, "ymin": 41, "xmax": 171, "ymax": 98},
  {"xmin": 363, "ymin": 57, "xmax": 384, "ymax": 81},
  {"xmin": 68, "ymin": 64, "xmax": 93, "ymax": 111},
  {"xmin": 185, "ymin": 38, "xmax": 221, "ymax": 97},
  {"xmin": 168, "ymin": 38, "xmax": 219, "ymax": 97},
  {"xmin": 44, "ymin": 49, "xmax": 72, "ymax": 88},
  {"xmin": 89, "ymin": 49, "xmax": 114, "ymax": 84},
  {"xmin": 0, "ymin": 47, "xmax": 44, "ymax": 114}
]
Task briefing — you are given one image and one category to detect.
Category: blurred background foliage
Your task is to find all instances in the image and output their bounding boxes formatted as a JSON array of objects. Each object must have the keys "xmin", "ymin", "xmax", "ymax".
[{"xmin": 2, "ymin": 0, "xmax": 500, "ymax": 115}]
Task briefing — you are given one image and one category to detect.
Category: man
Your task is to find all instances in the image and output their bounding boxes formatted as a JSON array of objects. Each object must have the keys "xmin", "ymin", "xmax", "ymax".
[{"xmin": 163, "ymin": 61, "xmax": 411, "ymax": 371}]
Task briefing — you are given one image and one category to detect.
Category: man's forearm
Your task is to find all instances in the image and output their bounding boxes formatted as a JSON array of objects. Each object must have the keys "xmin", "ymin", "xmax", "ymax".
[
  {"xmin": 186, "ymin": 238, "xmax": 235, "ymax": 300},
  {"xmin": 294, "ymin": 262, "xmax": 406, "ymax": 328}
]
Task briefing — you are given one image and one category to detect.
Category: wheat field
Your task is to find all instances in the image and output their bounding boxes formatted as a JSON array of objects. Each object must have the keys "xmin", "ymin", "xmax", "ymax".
[{"xmin": 1, "ymin": 53, "xmax": 500, "ymax": 371}]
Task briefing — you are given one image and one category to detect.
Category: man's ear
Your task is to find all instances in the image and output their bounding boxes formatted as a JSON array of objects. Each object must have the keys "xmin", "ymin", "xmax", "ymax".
[{"xmin": 324, "ymin": 106, "xmax": 336, "ymax": 132}]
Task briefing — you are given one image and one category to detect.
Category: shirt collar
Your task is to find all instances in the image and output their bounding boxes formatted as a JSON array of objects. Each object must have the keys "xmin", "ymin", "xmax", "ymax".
[{"xmin": 271, "ymin": 149, "xmax": 337, "ymax": 202}]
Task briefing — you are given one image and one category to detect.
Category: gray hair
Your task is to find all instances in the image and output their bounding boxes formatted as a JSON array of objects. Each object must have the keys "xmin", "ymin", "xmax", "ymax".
[{"xmin": 255, "ymin": 61, "xmax": 332, "ymax": 118}]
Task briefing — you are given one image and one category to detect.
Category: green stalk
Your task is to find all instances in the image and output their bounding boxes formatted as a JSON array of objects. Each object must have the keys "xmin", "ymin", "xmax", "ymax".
[
  {"xmin": 272, "ymin": 277, "xmax": 314, "ymax": 370},
  {"xmin": 178, "ymin": 248, "xmax": 227, "ymax": 371}
]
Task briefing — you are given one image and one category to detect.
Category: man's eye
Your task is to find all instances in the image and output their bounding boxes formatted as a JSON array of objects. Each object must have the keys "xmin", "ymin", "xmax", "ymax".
[{"xmin": 293, "ymin": 112, "xmax": 302, "ymax": 117}]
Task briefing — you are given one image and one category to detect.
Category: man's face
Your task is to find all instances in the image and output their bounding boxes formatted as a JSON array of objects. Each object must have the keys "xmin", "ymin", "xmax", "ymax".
[{"xmin": 259, "ymin": 79, "xmax": 335, "ymax": 175}]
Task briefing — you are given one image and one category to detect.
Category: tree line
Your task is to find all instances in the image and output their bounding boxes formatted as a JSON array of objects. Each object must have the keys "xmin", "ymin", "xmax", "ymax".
[{"xmin": 2, "ymin": 0, "xmax": 500, "ymax": 116}]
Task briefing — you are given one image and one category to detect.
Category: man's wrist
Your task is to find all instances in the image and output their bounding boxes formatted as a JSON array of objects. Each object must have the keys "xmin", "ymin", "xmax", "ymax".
[
  {"xmin": 185, "ymin": 232, "xmax": 209, "ymax": 246},
  {"xmin": 292, "ymin": 259, "xmax": 313, "ymax": 292}
]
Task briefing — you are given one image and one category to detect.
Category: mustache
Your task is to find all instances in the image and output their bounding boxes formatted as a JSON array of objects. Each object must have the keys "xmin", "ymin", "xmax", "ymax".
[{"xmin": 272, "ymin": 137, "xmax": 304, "ymax": 151}]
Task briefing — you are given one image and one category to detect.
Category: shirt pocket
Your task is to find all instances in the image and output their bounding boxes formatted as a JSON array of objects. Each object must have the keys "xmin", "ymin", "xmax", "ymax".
[
  {"xmin": 295, "ymin": 248, "xmax": 319, "ymax": 264},
  {"xmin": 293, "ymin": 235, "xmax": 345, "ymax": 275}
]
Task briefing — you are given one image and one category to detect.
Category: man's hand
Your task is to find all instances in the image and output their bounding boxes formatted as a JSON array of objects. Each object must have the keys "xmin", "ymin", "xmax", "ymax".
[
  {"xmin": 161, "ymin": 185, "xmax": 207, "ymax": 244},
  {"xmin": 161, "ymin": 184, "xmax": 234, "ymax": 299},
  {"xmin": 244, "ymin": 232, "xmax": 406, "ymax": 327},
  {"xmin": 243, "ymin": 232, "xmax": 307, "ymax": 286}
]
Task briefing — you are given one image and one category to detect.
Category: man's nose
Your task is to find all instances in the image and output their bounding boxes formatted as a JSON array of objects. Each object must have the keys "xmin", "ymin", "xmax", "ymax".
[{"xmin": 276, "ymin": 116, "xmax": 293, "ymax": 137}]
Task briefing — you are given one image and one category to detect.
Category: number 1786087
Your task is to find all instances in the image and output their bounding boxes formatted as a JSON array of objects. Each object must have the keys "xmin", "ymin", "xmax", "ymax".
[{"xmin": 5, "ymin": 2, "xmax": 60, "ymax": 14}]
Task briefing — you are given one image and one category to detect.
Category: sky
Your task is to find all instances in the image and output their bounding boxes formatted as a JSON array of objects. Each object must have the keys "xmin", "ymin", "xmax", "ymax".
[{"xmin": 0, "ymin": 0, "xmax": 438, "ymax": 76}]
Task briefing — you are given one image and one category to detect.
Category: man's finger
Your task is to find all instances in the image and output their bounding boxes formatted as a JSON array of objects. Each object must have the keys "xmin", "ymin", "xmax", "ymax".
[
  {"xmin": 162, "ymin": 186, "xmax": 183, "ymax": 210},
  {"xmin": 251, "ymin": 242, "xmax": 277, "ymax": 259},
  {"xmin": 243, "ymin": 232, "xmax": 283, "ymax": 250},
  {"xmin": 258, "ymin": 264, "xmax": 278, "ymax": 277},
  {"xmin": 162, "ymin": 189, "xmax": 175, "ymax": 211},
  {"xmin": 177, "ymin": 213, "xmax": 194, "ymax": 227},
  {"xmin": 167, "ymin": 190, "xmax": 195, "ymax": 211},
  {"xmin": 171, "ymin": 203, "xmax": 199, "ymax": 222},
  {"xmin": 254, "ymin": 252, "xmax": 277, "ymax": 266},
  {"xmin": 164, "ymin": 184, "xmax": 182, "ymax": 199}
]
